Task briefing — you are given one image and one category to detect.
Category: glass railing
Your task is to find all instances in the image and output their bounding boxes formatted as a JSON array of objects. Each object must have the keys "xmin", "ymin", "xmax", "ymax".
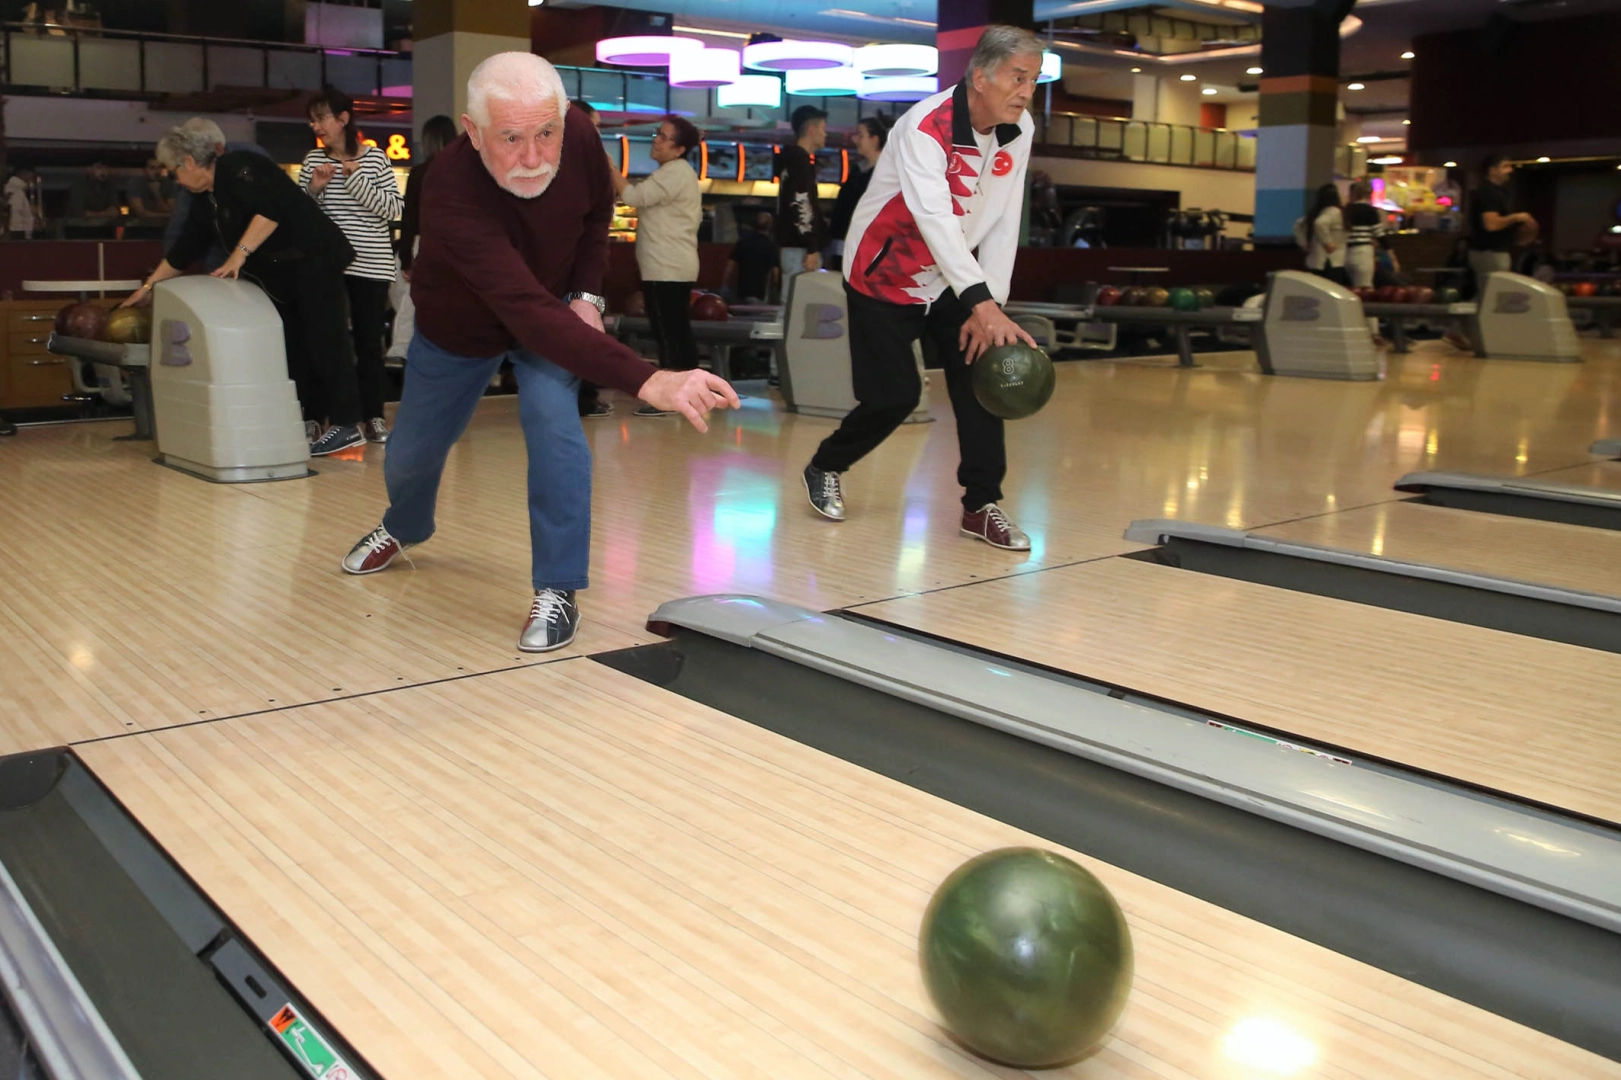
[
  {"xmin": 1034, "ymin": 111, "xmax": 1257, "ymax": 171},
  {"xmin": 1, "ymin": 23, "xmax": 411, "ymax": 97}
]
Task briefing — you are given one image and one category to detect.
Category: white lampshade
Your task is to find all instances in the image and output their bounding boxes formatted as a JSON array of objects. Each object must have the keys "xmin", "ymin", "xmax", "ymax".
[
  {"xmin": 716, "ymin": 74, "xmax": 783, "ymax": 109},
  {"xmin": 1038, "ymin": 51, "xmax": 1062, "ymax": 83},
  {"xmin": 854, "ymin": 44, "xmax": 937, "ymax": 78},
  {"xmin": 858, "ymin": 75, "xmax": 938, "ymax": 102},
  {"xmin": 785, "ymin": 66, "xmax": 863, "ymax": 97},
  {"xmin": 744, "ymin": 40, "xmax": 854, "ymax": 72},
  {"xmin": 669, "ymin": 47, "xmax": 741, "ymax": 88},
  {"xmin": 596, "ymin": 35, "xmax": 703, "ymax": 67}
]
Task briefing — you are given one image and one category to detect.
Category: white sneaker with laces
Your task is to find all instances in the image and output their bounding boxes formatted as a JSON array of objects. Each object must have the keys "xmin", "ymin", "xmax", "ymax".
[{"xmin": 519, "ymin": 588, "xmax": 580, "ymax": 653}]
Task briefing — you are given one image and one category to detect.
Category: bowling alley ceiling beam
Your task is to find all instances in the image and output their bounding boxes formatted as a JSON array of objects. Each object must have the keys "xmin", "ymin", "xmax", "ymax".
[{"xmin": 1034, "ymin": 0, "xmax": 1262, "ymax": 21}]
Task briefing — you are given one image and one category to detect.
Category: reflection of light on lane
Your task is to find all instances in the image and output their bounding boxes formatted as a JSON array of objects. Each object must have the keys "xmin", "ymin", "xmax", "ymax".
[
  {"xmin": 897, "ymin": 504, "xmax": 929, "ymax": 584},
  {"xmin": 69, "ymin": 647, "xmax": 94, "ymax": 670},
  {"xmin": 691, "ymin": 465, "xmax": 779, "ymax": 593},
  {"xmin": 1222, "ymin": 1016, "xmax": 1318, "ymax": 1075},
  {"xmin": 1515, "ymin": 435, "xmax": 1529, "ymax": 467}
]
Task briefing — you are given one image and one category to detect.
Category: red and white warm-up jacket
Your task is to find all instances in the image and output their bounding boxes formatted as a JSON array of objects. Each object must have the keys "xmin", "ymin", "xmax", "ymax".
[{"xmin": 844, "ymin": 80, "xmax": 1033, "ymax": 310}]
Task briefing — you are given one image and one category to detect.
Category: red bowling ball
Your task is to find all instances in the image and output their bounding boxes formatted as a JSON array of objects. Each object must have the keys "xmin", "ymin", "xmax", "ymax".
[
  {"xmin": 56, "ymin": 301, "xmax": 108, "ymax": 340},
  {"xmin": 1095, "ymin": 286, "xmax": 1122, "ymax": 306},
  {"xmin": 690, "ymin": 293, "xmax": 730, "ymax": 322}
]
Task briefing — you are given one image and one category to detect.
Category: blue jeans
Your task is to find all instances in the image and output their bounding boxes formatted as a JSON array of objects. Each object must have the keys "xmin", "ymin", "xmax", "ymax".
[{"xmin": 382, "ymin": 332, "xmax": 592, "ymax": 591}]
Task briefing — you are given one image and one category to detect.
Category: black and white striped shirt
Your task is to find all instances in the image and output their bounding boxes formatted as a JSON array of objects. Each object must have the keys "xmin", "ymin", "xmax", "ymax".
[
  {"xmin": 1345, "ymin": 201, "xmax": 1389, "ymax": 247},
  {"xmin": 298, "ymin": 144, "xmax": 402, "ymax": 281}
]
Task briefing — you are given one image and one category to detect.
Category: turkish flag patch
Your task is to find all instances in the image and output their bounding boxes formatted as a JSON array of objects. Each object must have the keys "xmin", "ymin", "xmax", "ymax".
[{"xmin": 991, "ymin": 151, "xmax": 1013, "ymax": 176}]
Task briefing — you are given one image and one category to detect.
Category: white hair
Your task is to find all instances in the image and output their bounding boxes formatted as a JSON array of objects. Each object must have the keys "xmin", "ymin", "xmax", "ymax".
[
  {"xmin": 179, "ymin": 117, "xmax": 227, "ymax": 150},
  {"xmin": 465, "ymin": 52, "xmax": 569, "ymax": 130},
  {"xmin": 968, "ymin": 25, "xmax": 1046, "ymax": 80}
]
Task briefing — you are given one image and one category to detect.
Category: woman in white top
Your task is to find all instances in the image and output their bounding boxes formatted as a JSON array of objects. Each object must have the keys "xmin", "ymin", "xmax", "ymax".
[
  {"xmin": 4, "ymin": 169, "xmax": 35, "ymax": 238},
  {"xmin": 301, "ymin": 88, "xmax": 403, "ymax": 444},
  {"xmin": 611, "ymin": 115, "xmax": 703, "ymax": 417},
  {"xmin": 1305, "ymin": 183, "xmax": 1347, "ymax": 283}
]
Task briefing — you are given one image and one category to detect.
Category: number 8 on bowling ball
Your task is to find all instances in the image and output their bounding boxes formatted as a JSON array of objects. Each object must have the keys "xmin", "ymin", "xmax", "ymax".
[{"xmin": 973, "ymin": 342, "xmax": 1056, "ymax": 421}]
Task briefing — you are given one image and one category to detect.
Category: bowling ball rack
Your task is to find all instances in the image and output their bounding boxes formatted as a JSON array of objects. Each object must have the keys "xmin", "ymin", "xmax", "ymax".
[{"xmin": 46, "ymin": 334, "xmax": 155, "ymax": 440}]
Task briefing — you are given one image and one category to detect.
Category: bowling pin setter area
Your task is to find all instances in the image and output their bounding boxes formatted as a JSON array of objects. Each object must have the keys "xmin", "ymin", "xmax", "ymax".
[{"xmin": 5, "ymin": 321, "xmax": 1621, "ymax": 1078}]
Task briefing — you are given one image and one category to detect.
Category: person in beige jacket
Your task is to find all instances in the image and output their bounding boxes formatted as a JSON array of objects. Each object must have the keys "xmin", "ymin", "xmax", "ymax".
[{"xmin": 613, "ymin": 114, "xmax": 703, "ymax": 417}]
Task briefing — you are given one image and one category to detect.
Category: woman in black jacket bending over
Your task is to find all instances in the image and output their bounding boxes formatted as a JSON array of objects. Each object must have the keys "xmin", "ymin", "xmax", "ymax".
[
  {"xmin": 120, "ymin": 123, "xmax": 367, "ymax": 457},
  {"xmin": 826, "ymin": 115, "xmax": 892, "ymax": 272}
]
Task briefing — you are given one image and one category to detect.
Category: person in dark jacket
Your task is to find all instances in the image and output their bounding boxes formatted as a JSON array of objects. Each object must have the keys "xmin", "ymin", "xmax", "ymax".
[
  {"xmin": 776, "ymin": 104, "xmax": 828, "ymax": 280},
  {"xmin": 826, "ymin": 115, "xmax": 892, "ymax": 271},
  {"xmin": 388, "ymin": 113, "xmax": 459, "ymax": 361},
  {"xmin": 120, "ymin": 123, "xmax": 368, "ymax": 456}
]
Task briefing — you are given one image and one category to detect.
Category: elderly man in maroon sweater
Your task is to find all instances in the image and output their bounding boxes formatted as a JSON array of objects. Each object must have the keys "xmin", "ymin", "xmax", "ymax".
[{"xmin": 342, "ymin": 52, "xmax": 738, "ymax": 652}]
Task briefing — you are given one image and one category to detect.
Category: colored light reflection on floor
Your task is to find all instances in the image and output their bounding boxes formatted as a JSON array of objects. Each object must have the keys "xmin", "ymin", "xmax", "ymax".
[
  {"xmin": 690, "ymin": 464, "xmax": 779, "ymax": 593},
  {"xmin": 1221, "ymin": 1016, "xmax": 1318, "ymax": 1075}
]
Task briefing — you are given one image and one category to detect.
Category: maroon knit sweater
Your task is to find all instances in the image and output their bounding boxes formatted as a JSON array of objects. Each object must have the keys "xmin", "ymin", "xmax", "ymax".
[{"xmin": 410, "ymin": 108, "xmax": 654, "ymax": 395}]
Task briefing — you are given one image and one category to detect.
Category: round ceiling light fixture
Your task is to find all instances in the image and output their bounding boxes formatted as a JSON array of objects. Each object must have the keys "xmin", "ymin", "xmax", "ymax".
[
  {"xmin": 784, "ymin": 66, "xmax": 863, "ymax": 96},
  {"xmin": 596, "ymin": 35, "xmax": 703, "ymax": 66},
  {"xmin": 859, "ymin": 75, "xmax": 938, "ymax": 102},
  {"xmin": 744, "ymin": 39, "xmax": 854, "ymax": 71},
  {"xmin": 1179, "ymin": 73, "xmax": 1197, "ymax": 82},
  {"xmin": 1038, "ymin": 52, "xmax": 1062, "ymax": 83},
  {"xmin": 1201, "ymin": 87, "xmax": 1218, "ymax": 95},
  {"xmin": 1401, "ymin": 51, "xmax": 1415, "ymax": 60},
  {"xmin": 1347, "ymin": 82, "xmax": 1365, "ymax": 90},
  {"xmin": 1246, "ymin": 66, "xmax": 1263, "ymax": 75},
  {"xmin": 853, "ymin": 44, "xmax": 936, "ymax": 77},
  {"xmin": 715, "ymin": 74, "xmax": 782, "ymax": 109},
  {"xmin": 668, "ymin": 47, "xmax": 741, "ymax": 88}
]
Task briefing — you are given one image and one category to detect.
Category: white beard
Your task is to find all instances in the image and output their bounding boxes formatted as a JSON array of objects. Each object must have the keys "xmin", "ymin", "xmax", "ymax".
[{"xmin": 501, "ymin": 163, "xmax": 556, "ymax": 200}]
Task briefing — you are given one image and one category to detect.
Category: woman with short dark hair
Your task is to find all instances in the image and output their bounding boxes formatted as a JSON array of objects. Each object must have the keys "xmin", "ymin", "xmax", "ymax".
[
  {"xmin": 302, "ymin": 87, "xmax": 404, "ymax": 444},
  {"xmin": 1306, "ymin": 182, "xmax": 1347, "ymax": 284},
  {"xmin": 611, "ymin": 115, "xmax": 704, "ymax": 416},
  {"xmin": 828, "ymin": 114, "xmax": 893, "ymax": 270},
  {"xmin": 126, "ymin": 125, "xmax": 366, "ymax": 456}
]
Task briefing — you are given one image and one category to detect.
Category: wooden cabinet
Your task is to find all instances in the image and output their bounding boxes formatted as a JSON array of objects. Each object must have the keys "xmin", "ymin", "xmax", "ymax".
[{"xmin": 0, "ymin": 300, "xmax": 97, "ymax": 410}]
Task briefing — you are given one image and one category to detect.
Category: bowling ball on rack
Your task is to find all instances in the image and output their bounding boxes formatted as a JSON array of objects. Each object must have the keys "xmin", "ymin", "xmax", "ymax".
[
  {"xmin": 1573, "ymin": 281, "xmax": 1598, "ymax": 298},
  {"xmin": 624, "ymin": 291, "xmax": 646, "ymax": 317},
  {"xmin": 690, "ymin": 293, "xmax": 730, "ymax": 321},
  {"xmin": 1117, "ymin": 286, "xmax": 1142, "ymax": 307},
  {"xmin": 1556, "ymin": 282, "xmax": 1574, "ymax": 296},
  {"xmin": 919, "ymin": 848, "xmax": 1133, "ymax": 1068},
  {"xmin": 1409, "ymin": 287, "xmax": 1435, "ymax": 305},
  {"xmin": 1194, "ymin": 287, "xmax": 1215, "ymax": 309},
  {"xmin": 1436, "ymin": 286, "xmax": 1461, "ymax": 304},
  {"xmin": 1168, "ymin": 287, "xmax": 1199, "ymax": 312},
  {"xmin": 102, "ymin": 306, "xmax": 151, "ymax": 344},
  {"xmin": 1388, "ymin": 286, "xmax": 1412, "ymax": 303},
  {"xmin": 1143, "ymin": 287, "xmax": 1170, "ymax": 308},
  {"xmin": 56, "ymin": 302, "xmax": 107, "ymax": 340},
  {"xmin": 1094, "ymin": 286, "xmax": 1122, "ymax": 306},
  {"xmin": 972, "ymin": 342, "xmax": 1056, "ymax": 421}
]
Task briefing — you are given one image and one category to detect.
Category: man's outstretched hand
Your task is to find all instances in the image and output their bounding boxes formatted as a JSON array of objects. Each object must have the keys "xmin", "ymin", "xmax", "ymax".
[
  {"xmin": 958, "ymin": 299, "xmax": 1037, "ymax": 363},
  {"xmin": 638, "ymin": 368, "xmax": 742, "ymax": 432}
]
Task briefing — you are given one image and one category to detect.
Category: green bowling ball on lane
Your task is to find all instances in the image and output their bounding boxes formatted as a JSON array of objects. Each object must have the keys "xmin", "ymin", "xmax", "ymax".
[
  {"xmin": 972, "ymin": 343, "xmax": 1056, "ymax": 421},
  {"xmin": 919, "ymin": 847, "xmax": 1134, "ymax": 1068}
]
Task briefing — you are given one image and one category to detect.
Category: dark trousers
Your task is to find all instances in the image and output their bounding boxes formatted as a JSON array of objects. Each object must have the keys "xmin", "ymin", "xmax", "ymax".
[
  {"xmin": 578, "ymin": 381, "xmax": 600, "ymax": 415},
  {"xmin": 344, "ymin": 275, "xmax": 392, "ymax": 420},
  {"xmin": 259, "ymin": 260, "xmax": 362, "ymax": 428},
  {"xmin": 811, "ymin": 283, "xmax": 1006, "ymax": 511},
  {"xmin": 643, "ymin": 280, "xmax": 699, "ymax": 371}
]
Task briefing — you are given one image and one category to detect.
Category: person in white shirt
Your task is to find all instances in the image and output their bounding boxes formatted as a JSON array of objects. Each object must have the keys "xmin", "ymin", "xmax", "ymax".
[
  {"xmin": 802, "ymin": 25, "xmax": 1042, "ymax": 551},
  {"xmin": 612, "ymin": 115, "xmax": 703, "ymax": 418},
  {"xmin": 1305, "ymin": 183, "xmax": 1347, "ymax": 284},
  {"xmin": 5, "ymin": 169, "xmax": 35, "ymax": 239}
]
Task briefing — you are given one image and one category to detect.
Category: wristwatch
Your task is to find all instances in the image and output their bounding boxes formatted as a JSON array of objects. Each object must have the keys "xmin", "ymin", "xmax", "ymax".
[{"xmin": 565, "ymin": 291, "xmax": 606, "ymax": 315}]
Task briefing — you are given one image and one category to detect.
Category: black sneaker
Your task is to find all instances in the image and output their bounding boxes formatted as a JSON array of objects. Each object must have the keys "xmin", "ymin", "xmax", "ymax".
[
  {"xmin": 583, "ymin": 401, "xmax": 615, "ymax": 418},
  {"xmin": 803, "ymin": 463, "xmax": 846, "ymax": 521},
  {"xmin": 364, "ymin": 417, "xmax": 390, "ymax": 443},
  {"xmin": 635, "ymin": 403, "xmax": 674, "ymax": 417},
  {"xmin": 310, "ymin": 424, "xmax": 364, "ymax": 457},
  {"xmin": 519, "ymin": 588, "xmax": 579, "ymax": 652}
]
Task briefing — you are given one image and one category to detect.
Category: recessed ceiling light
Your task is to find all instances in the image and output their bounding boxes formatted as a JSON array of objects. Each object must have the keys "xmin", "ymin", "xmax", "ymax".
[
  {"xmin": 1356, "ymin": 135, "xmax": 1382, "ymax": 143},
  {"xmin": 1401, "ymin": 119, "xmax": 1411, "ymax": 125},
  {"xmin": 1201, "ymin": 87, "xmax": 1218, "ymax": 95},
  {"xmin": 1347, "ymin": 82, "xmax": 1365, "ymax": 91},
  {"xmin": 1130, "ymin": 67, "xmax": 1142, "ymax": 73},
  {"xmin": 1401, "ymin": 51, "xmax": 1415, "ymax": 60},
  {"xmin": 1536, "ymin": 156, "xmax": 1551, "ymax": 163},
  {"xmin": 1444, "ymin": 161, "xmax": 1458, "ymax": 168},
  {"xmin": 1179, "ymin": 74, "xmax": 1197, "ymax": 81},
  {"xmin": 1370, "ymin": 155, "xmax": 1403, "ymax": 165},
  {"xmin": 1246, "ymin": 66, "xmax": 1263, "ymax": 75}
]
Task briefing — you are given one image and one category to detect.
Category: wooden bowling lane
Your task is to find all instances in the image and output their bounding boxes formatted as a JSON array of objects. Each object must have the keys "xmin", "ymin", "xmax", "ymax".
[
  {"xmin": 1255, "ymin": 501, "xmax": 1621, "ymax": 599},
  {"xmin": 857, "ymin": 557, "xmax": 1621, "ymax": 825},
  {"xmin": 76, "ymin": 660, "xmax": 1617, "ymax": 1079}
]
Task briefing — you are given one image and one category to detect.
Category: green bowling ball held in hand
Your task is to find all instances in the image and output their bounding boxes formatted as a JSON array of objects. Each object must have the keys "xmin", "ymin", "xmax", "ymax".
[
  {"xmin": 972, "ymin": 342, "xmax": 1056, "ymax": 421},
  {"xmin": 919, "ymin": 847, "xmax": 1134, "ymax": 1068}
]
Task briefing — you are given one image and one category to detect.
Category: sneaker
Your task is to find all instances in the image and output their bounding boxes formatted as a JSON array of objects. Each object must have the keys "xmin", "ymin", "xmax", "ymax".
[
  {"xmin": 803, "ymin": 463, "xmax": 845, "ymax": 521},
  {"xmin": 961, "ymin": 503, "xmax": 1030, "ymax": 551},
  {"xmin": 310, "ymin": 424, "xmax": 364, "ymax": 457},
  {"xmin": 635, "ymin": 403, "xmax": 674, "ymax": 417},
  {"xmin": 305, "ymin": 419, "xmax": 320, "ymax": 442},
  {"xmin": 583, "ymin": 401, "xmax": 615, "ymax": 419},
  {"xmin": 342, "ymin": 523, "xmax": 412, "ymax": 575},
  {"xmin": 364, "ymin": 417, "xmax": 390, "ymax": 444},
  {"xmin": 519, "ymin": 588, "xmax": 579, "ymax": 653}
]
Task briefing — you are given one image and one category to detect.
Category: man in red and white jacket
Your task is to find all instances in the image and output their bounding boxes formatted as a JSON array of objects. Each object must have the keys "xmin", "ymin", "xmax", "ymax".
[{"xmin": 802, "ymin": 25, "xmax": 1043, "ymax": 551}]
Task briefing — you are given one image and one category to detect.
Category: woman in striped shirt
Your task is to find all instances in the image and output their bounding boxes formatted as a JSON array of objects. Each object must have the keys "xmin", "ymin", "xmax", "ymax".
[
  {"xmin": 303, "ymin": 88, "xmax": 404, "ymax": 444},
  {"xmin": 1344, "ymin": 180, "xmax": 1399, "ymax": 289}
]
